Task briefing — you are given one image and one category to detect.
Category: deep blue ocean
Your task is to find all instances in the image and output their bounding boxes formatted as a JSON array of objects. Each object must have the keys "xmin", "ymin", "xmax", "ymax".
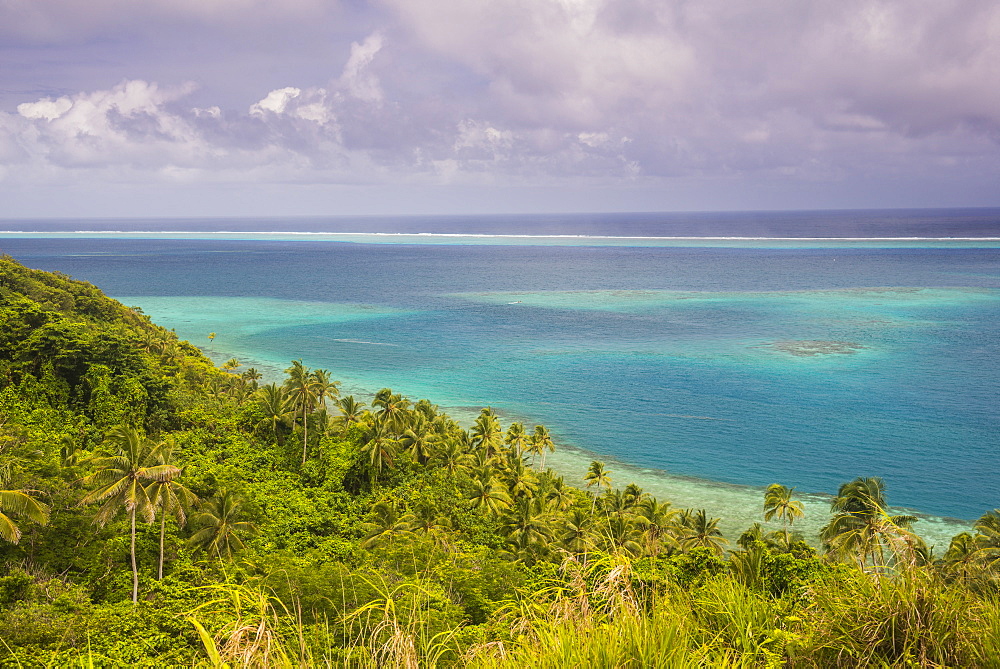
[{"xmin": 2, "ymin": 209, "xmax": 998, "ymax": 526}]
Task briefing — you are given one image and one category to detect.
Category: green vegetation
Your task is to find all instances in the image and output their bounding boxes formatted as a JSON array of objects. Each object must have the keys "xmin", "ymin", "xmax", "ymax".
[{"xmin": 1, "ymin": 254, "xmax": 999, "ymax": 666}]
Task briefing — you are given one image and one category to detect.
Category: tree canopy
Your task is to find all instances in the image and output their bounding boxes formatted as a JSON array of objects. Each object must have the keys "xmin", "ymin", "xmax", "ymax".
[{"xmin": 0, "ymin": 256, "xmax": 996, "ymax": 667}]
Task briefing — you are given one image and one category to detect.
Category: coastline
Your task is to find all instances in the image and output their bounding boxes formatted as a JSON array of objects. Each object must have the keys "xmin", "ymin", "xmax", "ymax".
[{"xmin": 196, "ymin": 344, "xmax": 973, "ymax": 552}]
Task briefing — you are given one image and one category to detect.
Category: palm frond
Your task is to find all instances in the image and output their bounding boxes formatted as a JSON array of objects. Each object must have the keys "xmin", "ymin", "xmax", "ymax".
[
  {"xmin": 0, "ymin": 490, "xmax": 50, "ymax": 526},
  {"xmin": 0, "ymin": 513, "xmax": 21, "ymax": 543}
]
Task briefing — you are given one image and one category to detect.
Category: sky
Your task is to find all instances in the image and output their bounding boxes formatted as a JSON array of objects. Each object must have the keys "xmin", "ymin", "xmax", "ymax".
[{"xmin": 1, "ymin": 0, "xmax": 999, "ymax": 218}]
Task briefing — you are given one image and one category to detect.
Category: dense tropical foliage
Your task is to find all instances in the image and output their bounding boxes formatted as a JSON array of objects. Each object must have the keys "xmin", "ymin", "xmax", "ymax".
[{"xmin": 0, "ymin": 255, "xmax": 998, "ymax": 666}]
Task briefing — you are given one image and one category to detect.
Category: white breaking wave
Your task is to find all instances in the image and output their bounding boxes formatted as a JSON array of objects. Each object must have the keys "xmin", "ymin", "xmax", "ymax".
[{"xmin": 332, "ymin": 338, "xmax": 400, "ymax": 346}]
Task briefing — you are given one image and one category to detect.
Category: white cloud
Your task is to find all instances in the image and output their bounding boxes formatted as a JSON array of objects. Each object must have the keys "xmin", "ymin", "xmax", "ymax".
[
  {"xmin": 248, "ymin": 86, "xmax": 338, "ymax": 129},
  {"xmin": 339, "ymin": 33, "xmax": 384, "ymax": 103},
  {"xmin": 577, "ymin": 132, "xmax": 610, "ymax": 148},
  {"xmin": 250, "ymin": 88, "xmax": 302, "ymax": 116},
  {"xmin": 8, "ymin": 80, "xmax": 203, "ymax": 168},
  {"xmin": 295, "ymin": 101, "xmax": 334, "ymax": 124},
  {"xmin": 17, "ymin": 97, "xmax": 73, "ymax": 121},
  {"xmin": 455, "ymin": 120, "xmax": 513, "ymax": 152},
  {"xmin": 192, "ymin": 106, "xmax": 221, "ymax": 119}
]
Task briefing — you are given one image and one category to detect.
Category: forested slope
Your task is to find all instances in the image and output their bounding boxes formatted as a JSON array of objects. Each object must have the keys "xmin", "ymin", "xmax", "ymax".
[{"xmin": 0, "ymin": 255, "xmax": 998, "ymax": 667}]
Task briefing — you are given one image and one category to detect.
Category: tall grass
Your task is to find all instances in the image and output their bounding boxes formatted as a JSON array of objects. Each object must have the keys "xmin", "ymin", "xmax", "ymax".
[
  {"xmin": 465, "ymin": 553, "xmax": 790, "ymax": 668},
  {"xmin": 188, "ymin": 581, "xmax": 297, "ymax": 668},
  {"xmin": 795, "ymin": 567, "xmax": 988, "ymax": 666},
  {"xmin": 335, "ymin": 573, "xmax": 463, "ymax": 668},
  {"xmin": 467, "ymin": 605, "xmax": 702, "ymax": 669},
  {"xmin": 181, "ymin": 558, "xmax": 1000, "ymax": 668}
]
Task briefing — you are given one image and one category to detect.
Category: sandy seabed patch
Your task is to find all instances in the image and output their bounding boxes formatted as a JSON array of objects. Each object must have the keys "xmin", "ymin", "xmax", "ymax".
[{"xmin": 759, "ymin": 340, "xmax": 867, "ymax": 357}]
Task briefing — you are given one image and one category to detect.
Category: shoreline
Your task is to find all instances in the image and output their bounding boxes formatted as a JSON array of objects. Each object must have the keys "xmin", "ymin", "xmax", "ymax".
[{"xmin": 197, "ymin": 344, "xmax": 973, "ymax": 552}]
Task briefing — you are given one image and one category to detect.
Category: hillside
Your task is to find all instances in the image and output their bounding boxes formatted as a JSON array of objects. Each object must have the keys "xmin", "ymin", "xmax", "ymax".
[{"xmin": 0, "ymin": 255, "xmax": 997, "ymax": 666}]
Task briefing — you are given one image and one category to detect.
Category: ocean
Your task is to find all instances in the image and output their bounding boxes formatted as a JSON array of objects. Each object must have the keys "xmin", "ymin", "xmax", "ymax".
[{"xmin": 3, "ymin": 209, "xmax": 999, "ymax": 548}]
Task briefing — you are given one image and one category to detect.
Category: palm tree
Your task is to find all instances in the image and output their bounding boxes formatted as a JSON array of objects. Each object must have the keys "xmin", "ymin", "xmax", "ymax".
[
  {"xmin": 208, "ymin": 375, "xmax": 229, "ymax": 403},
  {"xmin": 972, "ymin": 509, "xmax": 1000, "ymax": 566},
  {"xmin": 559, "ymin": 509, "xmax": 597, "ymax": 555},
  {"xmin": 432, "ymin": 439, "xmax": 472, "ymax": 477},
  {"xmin": 312, "ymin": 406, "xmax": 332, "ymax": 441},
  {"xmin": 602, "ymin": 515, "xmax": 644, "ymax": 557},
  {"xmin": 467, "ymin": 471, "xmax": 512, "ymax": 515},
  {"xmin": 472, "ymin": 409, "xmax": 504, "ymax": 458},
  {"xmin": 413, "ymin": 399, "xmax": 440, "ymax": 422},
  {"xmin": 737, "ymin": 522, "xmax": 781, "ymax": 551},
  {"xmin": 584, "ymin": 461, "xmax": 612, "ymax": 511},
  {"xmin": 504, "ymin": 422, "xmax": 529, "ymax": 459},
  {"xmin": 622, "ymin": 483, "xmax": 646, "ymax": 509},
  {"xmin": 372, "ymin": 389, "xmax": 410, "ymax": 433},
  {"xmin": 678, "ymin": 509, "xmax": 728, "ymax": 555},
  {"xmin": 241, "ymin": 367, "xmax": 262, "ymax": 390},
  {"xmin": 545, "ymin": 475, "xmax": 575, "ymax": 512},
  {"xmin": 506, "ymin": 457, "xmax": 539, "ymax": 499},
  {"xmin": 530, "ymin": 425, "xmax": 555, "ymax": 471},
  {"xmin": 59, "ymin": 435, "xmax": 79, "ymax": 468},
  {"xmin": 470, "ymin": 444, "xmax": 495, "ymax": 472},
  {"xmin": 398, "ymin": 414, "xmax": 436, "ymax": 465},
  {"xmin": 360, "ymin": 500, "xmax": 412, "ymax": 548},
  {"xmin": 226, "ymin": 375, "xmax": 252, "ymax": 406},
  {"xmin": 81, "ymin": 427, "xmax": 180, "ymax": 603},
  {"xmin": 403, "ymin": 502, "xmax": 452, "ymax": 543},
  {"xmin": 0, "ymin": 488, "xmax": 49, "ymax": 545},
  {"xmin": 636, "ymin": 497, "xmax": 677, "ymax": 557},
  {"xmin": 147, "ymin": 477, "xmax": 197, "ymax": 579},
  {"xmin": 820, "ymin": 477, "xmax": 921, "ymax": 569},
  {"xmin": 255, "ymin": 383, "xmax": 292, "ymax": 440},
  {"xmin": 359, "ymin": 417, "xmax": 399, "ymax": 486},
  {"xmin": 599, "ymin": 489, "xmax": 632, "ymax": 521},
  {"xmin": 333, "ymin": 396, "xmax": 366, "ymax": 435},
  {"xmin": 188, "ymin": 489, "xmax": 258, "ymax": 559},
  {"xmin": 284, "ymin": 360, "xmax": 316, "ymax": 464},
  {"xmin": 763, "ymin": 483, "xmax": 805, "ymax": 547},
  {"xmin": 157, "ymin": 339, "xmax": 179, "ymax": 364},
  {"xmin": 310, "ymin": 369, "xmax": 340, "ymax": 410},
  {"xmin": 500, "ymin": 496, "xmax": 551, "ymax": 559},
  {"xmin": 145, "ymin": 441, "xmax": 198, "ymax": 580},
  {"xmin": 942, "ymin": 532, "xmax": 982, "ymax": 584}
]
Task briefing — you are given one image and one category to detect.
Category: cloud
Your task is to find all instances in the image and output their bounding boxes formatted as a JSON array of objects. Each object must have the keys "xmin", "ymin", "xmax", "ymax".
[
  {"xmin": 17, "ymin": 97, "xmax": 73, "ymax": 121},
  {"xmin": 250, "ymin": 88, "xmax": 303, "ymax": 116},
  {"xmin": 1, "ymin": 0, "xmax": 999, "ymax": 213},
  {"xmin": 9, "ymin": 80, "xmax": 203, "ymax": 168},
  {"xmin": 339, "ymin": 33, "xmax": 385, "ymax": 103},
  {"xmin": 381, "ymin": 0, "xmax": 1000, "ymax": 174}
]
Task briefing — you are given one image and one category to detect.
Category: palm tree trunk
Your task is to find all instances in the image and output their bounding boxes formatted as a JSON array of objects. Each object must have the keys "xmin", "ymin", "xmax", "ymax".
[
  {"xmin": 158, "ymin": 513, "xmax": 166, "ymax": 580},
  {"xmin": 130, "ymin": 507, "xmax": 139, "ymax": 604},
  {"xmin": 301, "ymin": 403, "xmax": 309, "ymax": 465}
]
